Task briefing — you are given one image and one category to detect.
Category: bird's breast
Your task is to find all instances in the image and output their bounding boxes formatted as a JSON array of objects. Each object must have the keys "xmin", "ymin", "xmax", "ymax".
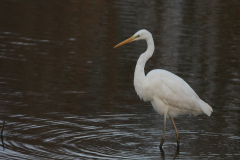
[{"xmin": 134, "ymin": 78, "xmax": 151, "ymax": 102}]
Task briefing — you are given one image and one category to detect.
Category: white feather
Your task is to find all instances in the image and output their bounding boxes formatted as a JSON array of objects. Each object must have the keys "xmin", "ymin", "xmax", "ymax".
[{"xmin": 132, "ymin": 29, "xmax": 213, "ymax": 118}]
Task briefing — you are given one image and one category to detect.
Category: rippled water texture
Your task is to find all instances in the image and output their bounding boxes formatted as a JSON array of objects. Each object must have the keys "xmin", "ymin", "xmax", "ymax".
[{"xmin": 0, "ymin": 0, "xmax": 240, "ymax": 159}]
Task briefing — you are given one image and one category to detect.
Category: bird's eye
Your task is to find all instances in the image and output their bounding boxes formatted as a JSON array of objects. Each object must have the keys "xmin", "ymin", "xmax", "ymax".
[{"xmin": 137, "ymin": 35, "xmax": 140, "ymax": 38}]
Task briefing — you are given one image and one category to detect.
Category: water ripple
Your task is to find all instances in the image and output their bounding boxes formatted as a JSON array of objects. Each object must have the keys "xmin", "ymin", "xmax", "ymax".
[{"xmin": 1, "ymin": 112, "xmax": 239, "ymax": 159}]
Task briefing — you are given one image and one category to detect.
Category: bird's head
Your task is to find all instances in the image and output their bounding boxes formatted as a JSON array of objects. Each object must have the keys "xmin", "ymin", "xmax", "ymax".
[{"xmin": 114, "ymin": 29, "xmax": 152, "ymax": 48}]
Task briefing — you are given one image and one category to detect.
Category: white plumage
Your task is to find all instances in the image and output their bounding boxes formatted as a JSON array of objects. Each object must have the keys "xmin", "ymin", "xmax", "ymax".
[
  {"xmin": 114, "ymin": 29, "xmax": 213, "ymax": 148},
  {"xmin": 144, "ymin": 69, "xmax": 212, "ymax": 117}
]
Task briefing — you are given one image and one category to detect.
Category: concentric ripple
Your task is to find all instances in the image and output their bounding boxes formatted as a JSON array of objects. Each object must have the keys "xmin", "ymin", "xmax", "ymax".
[
  {"xmin": 0, "ymin": 112, "xmax": 240, "ymax": 159},
  {"xmin": 0, "ymin": 113, "xmax": 162, "ymax": 159}
]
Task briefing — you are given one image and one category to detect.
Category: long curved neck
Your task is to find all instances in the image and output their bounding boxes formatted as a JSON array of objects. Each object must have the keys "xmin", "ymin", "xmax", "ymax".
[{"xmin": 134, "ymin": 36, "xmax": 154, "ymax": 100}]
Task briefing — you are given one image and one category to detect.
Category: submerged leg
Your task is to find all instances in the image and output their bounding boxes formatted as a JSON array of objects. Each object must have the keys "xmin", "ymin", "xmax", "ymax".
[
  {"xmin": 160, "ymin": 114, "xmax": 167, "ymax": 148},
  {"xmin": 170, "ymin": 117, "xmax": 180, "ymax": 146}
]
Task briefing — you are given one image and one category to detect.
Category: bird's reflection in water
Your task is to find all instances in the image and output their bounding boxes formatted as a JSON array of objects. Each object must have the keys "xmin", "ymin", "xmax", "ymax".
[
  {"xmin": 160, "ymin": 146, "xmax": 179, "ymax": 160},
  {"xmin": 160, "ymin": 147, "xmax": 165, "ymax": 159}
]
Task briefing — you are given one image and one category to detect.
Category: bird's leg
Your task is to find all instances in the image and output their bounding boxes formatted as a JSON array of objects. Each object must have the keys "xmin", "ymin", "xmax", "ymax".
[
  {"xmin": 170, "ymin": 117, "xmax": 180, "ymax": 147},
  {"xmin": 160, "ymin": 114, "xmax": 167, "ymax": 148}
]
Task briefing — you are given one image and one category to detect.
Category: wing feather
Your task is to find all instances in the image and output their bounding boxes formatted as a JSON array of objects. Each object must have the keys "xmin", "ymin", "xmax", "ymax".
[{"xmin": 146, "ymin": 69, "xmax": 203, "ymax": 112}]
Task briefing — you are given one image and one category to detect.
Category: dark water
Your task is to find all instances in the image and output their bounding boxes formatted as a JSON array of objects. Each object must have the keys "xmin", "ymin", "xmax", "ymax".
[{"xmin": 0, "ymin": 0, "xmax": 240, "ymax": 159}]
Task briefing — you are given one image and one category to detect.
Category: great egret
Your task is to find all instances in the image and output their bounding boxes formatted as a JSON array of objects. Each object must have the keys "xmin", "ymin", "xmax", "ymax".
[{"xmin": 114, "ymin": 29, "xmax": 213, "ymax": 148}]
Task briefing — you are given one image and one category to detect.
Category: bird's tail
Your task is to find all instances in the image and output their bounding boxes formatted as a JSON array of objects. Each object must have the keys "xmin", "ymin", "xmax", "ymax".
[
  {"xmin": 204, "ymin": 102, "xmax": 213, "ymax": 116},
  {"xmin": 200, "ymin": 101, "xmax": 213, "ymax": 116}
]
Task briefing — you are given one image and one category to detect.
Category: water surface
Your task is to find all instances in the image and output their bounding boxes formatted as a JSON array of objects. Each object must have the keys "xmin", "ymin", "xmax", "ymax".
[{"xmin": 0, "ymin": 0, "xmax": 240, "ymax": 159}]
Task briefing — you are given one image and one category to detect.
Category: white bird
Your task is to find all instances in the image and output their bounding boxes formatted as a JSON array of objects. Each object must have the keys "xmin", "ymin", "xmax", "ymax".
[{"xmin": 114, "ymin": 29, "xmax": 213, "ymax": 148}]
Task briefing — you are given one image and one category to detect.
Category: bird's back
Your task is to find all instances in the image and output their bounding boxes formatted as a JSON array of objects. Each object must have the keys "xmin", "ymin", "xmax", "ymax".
[{"xmin": 145, "ymin": 69, "xmax": 213, "ymax": 117}]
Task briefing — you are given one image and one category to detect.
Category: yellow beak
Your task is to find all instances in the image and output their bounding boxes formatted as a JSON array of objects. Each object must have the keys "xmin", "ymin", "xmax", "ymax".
[{"xmin": 114, "ymin": 36, "xmax": 135, "ymax": 48}]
